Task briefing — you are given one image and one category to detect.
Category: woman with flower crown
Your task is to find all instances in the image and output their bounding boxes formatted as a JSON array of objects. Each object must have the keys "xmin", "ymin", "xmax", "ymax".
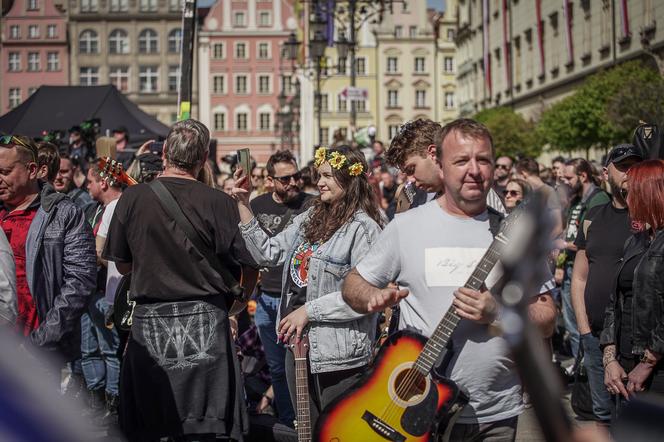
[{"xmin": 232, "ymin": 145, "xmax": 383, "ymax": 427}]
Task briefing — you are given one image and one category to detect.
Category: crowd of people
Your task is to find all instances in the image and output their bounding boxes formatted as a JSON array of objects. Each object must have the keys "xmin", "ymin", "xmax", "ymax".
[{"xmin": 0, "ymin": 115, "xmax": 663, "ymax": 442}]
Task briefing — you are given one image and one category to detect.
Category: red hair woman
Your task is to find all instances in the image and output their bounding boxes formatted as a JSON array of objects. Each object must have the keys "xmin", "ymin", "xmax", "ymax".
[{"xmin": 601, "ymin": 159, "xmax": 664, "ymax": 406}]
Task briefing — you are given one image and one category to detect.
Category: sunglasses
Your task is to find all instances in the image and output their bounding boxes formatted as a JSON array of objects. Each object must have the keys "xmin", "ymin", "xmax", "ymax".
[
  {"xmin": 503, "ymin": 189, "xmax": 522, "ymax": 197},
  {"xmin": 0, "ymin": 134, "xmax": 36, "ymax": 161},
  {"xmin": 271, "ymin": 172, "xmax": 301, "ymax": 185}
]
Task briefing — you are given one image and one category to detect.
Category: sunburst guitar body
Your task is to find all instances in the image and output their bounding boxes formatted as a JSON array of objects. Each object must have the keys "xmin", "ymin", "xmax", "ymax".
[{"xmin": 315, "ymin": 331, "xmax": 464, "ymax": 442}]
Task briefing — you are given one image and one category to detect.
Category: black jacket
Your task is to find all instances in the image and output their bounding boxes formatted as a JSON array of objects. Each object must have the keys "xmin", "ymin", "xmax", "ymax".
[{"xmin": 601, "ymin": 229, "xmax": 664, "ymax": 356}]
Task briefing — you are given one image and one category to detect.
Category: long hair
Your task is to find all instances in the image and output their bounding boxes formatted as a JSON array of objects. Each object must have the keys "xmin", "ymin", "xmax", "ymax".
[
  {"xmin": 627, "ymin": 159, "xmax": 664, "ymax": 231},
  {"xmin": 304, "ymin": 146, "xmax": 383, "ymax": 244}
]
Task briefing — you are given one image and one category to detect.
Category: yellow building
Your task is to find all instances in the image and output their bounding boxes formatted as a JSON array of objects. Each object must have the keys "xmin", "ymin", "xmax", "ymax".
[{"xmin": 435, "ymin": 0, "xmax": 459, "ymax": 123}]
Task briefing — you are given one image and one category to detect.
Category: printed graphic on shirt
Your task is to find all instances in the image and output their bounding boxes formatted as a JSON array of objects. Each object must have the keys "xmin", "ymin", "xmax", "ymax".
[
  {"xmin": 256, "ymin": 213, "xmax": 295, "ymax": 235},
  {"xmin": 289, "ymin": 242, "xmax": 319, "ymax": 288}
]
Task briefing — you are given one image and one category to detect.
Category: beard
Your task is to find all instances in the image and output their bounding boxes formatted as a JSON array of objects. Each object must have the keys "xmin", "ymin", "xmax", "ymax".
[{"xmin": 275, "ymin": 184, "xmax": 300, "ymax": 202}]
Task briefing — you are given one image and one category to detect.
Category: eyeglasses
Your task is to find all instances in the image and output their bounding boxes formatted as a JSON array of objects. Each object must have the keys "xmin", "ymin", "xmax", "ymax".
[
  {"xmin": 271, "ymin": 172, "xmax": 301, "ymax": 185},
  {"xmin": 496, "ymin": 164, "xmax": 511, "ymax": 170},
  {"xmin": 503, "ymin": 189, "xmax": 522, "ymax": 197},
  {"xmin": 0, "ymin": 134, "xmax": 36, "ymax": 161}
]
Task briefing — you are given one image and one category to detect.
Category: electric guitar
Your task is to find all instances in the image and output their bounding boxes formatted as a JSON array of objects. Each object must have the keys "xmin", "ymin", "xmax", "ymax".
[
  {"xmin": 290, "ymin": 335, "xmax": 312, "ymax": 442},
  {"xmin": 315, "ymin": 210, "xmax": 524, "ymax": 442}
]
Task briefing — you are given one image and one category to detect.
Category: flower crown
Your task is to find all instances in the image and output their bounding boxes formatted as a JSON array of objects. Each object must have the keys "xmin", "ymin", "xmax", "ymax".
[{"xmin": 314, "ymin": 147, "xmax": 364, "ymax": 176}]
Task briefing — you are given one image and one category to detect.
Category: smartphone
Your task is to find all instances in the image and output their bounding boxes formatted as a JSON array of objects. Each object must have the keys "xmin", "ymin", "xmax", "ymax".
[
  {"xmin": 150, "ymin": 141, "xmax": 164, "ymax": 156},
  {"xmin": 236, "ymin": 148, "xmax": 251, "ymax": 177}
]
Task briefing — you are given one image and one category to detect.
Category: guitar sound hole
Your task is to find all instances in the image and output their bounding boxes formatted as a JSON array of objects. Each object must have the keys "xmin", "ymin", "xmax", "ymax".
[{"xmin": 393, "ymin": 369, "xmax": 427, "ymax": 402}]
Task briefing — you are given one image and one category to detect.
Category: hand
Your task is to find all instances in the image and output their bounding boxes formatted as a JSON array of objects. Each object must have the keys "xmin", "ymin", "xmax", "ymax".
[
  {"xmin": 604, "ymin": 360, "xmax": 628, "ymax": 399},
  {"xmin": 256, "ymin": 394, "xmax": 272, "ymax": 414},
  {"xmin": 453, "ymin": 287, "xmax": 498, "ymax": 324},
  {"xmin": 229, "ymin": 316, "xmax": 239, "ymax": 341},
  {"xmin": 626, "ymin": 362, "xmax": 654, "ymax": 396},
  {"xmin": 136, "ymin": 139, "xmax": 155, "ymax": 156},
  {"xmin": 367, "ymin": 287, "xmax": 409, "ymax": 313},
  {"xmin": 278, "ymin": 306, "xmax": 309, "ymax": 344},
  {"xmin": 231, "ymin": 168, "xmax": 252, "ymax": 206}
]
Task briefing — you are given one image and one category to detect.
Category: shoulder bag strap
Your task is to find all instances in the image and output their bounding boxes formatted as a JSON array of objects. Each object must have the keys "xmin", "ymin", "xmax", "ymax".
[{"xmin": 149, "ymin": 180, "xmax": 244, "ymax": 298}]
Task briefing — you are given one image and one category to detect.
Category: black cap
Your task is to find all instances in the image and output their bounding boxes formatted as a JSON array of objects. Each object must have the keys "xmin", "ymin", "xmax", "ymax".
[
  {"xmin": 605, "ymin": 143, "xmax": 643, "ymax": 166},
  {"xmin": 69, "ymin": 125, "xmax": 81, "ymax": 134},
  {"xmin": 112, "ymin": 126, "xmax": 128, "ymax": 134}
]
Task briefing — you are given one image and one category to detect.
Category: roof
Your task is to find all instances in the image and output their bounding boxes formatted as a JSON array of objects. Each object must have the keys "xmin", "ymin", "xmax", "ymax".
[{"xmin": 0, "ymin": 85, "xmax": 169, "ymax": 143}]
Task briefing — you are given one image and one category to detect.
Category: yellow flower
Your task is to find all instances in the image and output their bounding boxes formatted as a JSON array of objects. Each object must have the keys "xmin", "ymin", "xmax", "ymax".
[
  {"xmin": 314, "ymin": 147, "xmax": 328, "ymax": 167},
  {"xmin": 348, "ymin": 162, "xmax": 364, "ymax": 176},
  {"xmin": 329, "ymin": 151, "xmax": 347, "ymax": 169}
]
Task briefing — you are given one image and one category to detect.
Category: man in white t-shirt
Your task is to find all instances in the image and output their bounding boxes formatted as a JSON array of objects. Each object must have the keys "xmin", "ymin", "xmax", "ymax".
[
  {"xmin": 343, "ymin": 119, "xmax": 556, "ymax": 441},
  {"xmin": 81, "ymin": 163, "xmax": 124, "ymax": 424}
]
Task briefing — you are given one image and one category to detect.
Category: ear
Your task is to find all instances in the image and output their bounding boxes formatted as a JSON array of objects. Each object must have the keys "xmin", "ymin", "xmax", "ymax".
[
  {"xmin": 426, "ymin": 144, "xmax": 437, "ymax": 160},
  {"xmin": 26, "ymin": 162, "xmax": 39, "ymax": 180},
  {"xmin": 602, "ymin": 167, "xmax": 609, "ymax": 182},
  {"xmin": 100, "ymin": 179, "xmax": 109, "ymax": 191}
]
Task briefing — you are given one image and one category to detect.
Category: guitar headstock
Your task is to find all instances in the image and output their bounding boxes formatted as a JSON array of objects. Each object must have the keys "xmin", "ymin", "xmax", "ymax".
[
  {"xmin": 289, "ymin": 334, "xmax": 310, "ymax": 358},
  {"xmin": 98, "ymin": 156, "xmax": 137, "ymax": 187}
]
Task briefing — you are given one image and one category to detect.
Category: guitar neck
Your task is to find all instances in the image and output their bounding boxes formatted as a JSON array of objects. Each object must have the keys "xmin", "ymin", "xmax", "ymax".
[
  {"xmin": 414, "ymin": 238, "xmax": 504, "ymax": 374},
  {"xmin": 295, "ymin": 357, "xmax": 311, "ymax": 442}
]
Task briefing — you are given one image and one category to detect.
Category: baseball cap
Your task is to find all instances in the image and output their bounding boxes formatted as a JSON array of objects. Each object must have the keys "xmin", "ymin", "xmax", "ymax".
[{"xmin": 605, "ymin": 143, "xmax": 643, "ymax": 166}]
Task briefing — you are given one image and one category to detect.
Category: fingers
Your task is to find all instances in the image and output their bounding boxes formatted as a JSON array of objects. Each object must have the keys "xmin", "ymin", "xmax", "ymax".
[
  {"xmin": 616, "ymin": 381, "xmax": 629, "ymax": 399},
  {"xmin": 367, "ymin": 289, "xmax": 409, "ymax": 313}
]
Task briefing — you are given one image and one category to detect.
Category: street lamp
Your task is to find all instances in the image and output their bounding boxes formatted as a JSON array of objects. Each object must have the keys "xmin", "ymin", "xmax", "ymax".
[
  {"xmin": 309, "ymin": 31, "xmax": 327, "ymax": 59},
  {"xmin": 284, "ymin": 32, "xmax": 300, "ymax": 61},
  {"xmin": 336, "ymin": 31, "xmax": 351, "ymax": 59}
]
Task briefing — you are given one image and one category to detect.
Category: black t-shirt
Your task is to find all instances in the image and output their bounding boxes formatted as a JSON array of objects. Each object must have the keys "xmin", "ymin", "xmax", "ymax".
[
  {"xmin": 250, "ymin": 192, "xmax": 312, "ymax": 295},
  {"xmin": 575, "ymin": 202, "xmax": 632, "ymax": 333},
  {"xmin": 103, "ymin": 177, "xmax": 256, "ymax": 301},
  {"xmin": 617, "ymin": 253, "xmax": 641, "ymax": 357}
]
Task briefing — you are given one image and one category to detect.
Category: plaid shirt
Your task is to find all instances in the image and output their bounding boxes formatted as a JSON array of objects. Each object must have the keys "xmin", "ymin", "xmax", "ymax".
[{"xmin": 236, "ymin": 323, "xmax": 271, "ymax": 385}]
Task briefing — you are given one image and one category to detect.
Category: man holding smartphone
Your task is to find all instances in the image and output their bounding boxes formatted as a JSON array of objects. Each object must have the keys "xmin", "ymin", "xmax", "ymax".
[{"xmin": 249, "ymin": 150, "xmax": 312, "ymax": 427}]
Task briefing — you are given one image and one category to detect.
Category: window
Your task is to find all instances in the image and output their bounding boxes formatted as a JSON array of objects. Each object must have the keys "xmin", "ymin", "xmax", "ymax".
[
  {"xmin": 47, "ymin": 52, "xmax": 60, "ymax": 71},
  {"xmin": 259, "ymin": 112, "xmax": 271, "ymax": 131},
  {"xmin": 395, "ymin": 26, "xmax": 402, "ymax": 38},
  {"xmin": 387, "ymin": 90, "xmax": 399, "ymax": 107},
  {"xmin": 234, "ymin": 11, "xmax": 246, "ymax": 27},
  {"xmin": 356, "ymin": 99, "xmax": 366, "ymax": 112},
  {"xmin": 338, "ymin": 57, "xmax": 346, "ymax": 74},
  {"xmin": 10, "ymin": 25, "xmax": 20, "ymax": 39},
  {"xmin": 258, "ymin": 75, "xmax": 270, "ymax": 94},
  {"xmin": 110, "ymin": 0, "xmax": 129, "ymax": 11},
  {"xmin": 415, "ymin": 90, "xmax": 426, "ymax": 108},
  {"xmin": 259, "ymin": 11, "xmax": 271, "ymax": 26},
  {"xmin": 320, "ymin": 128, "xmax": 329, "ymax": 144},
  {"xmin": 402, "ymin": 1, "xmax": 409, "ymax": 12},
  {"xmin": 47, "ymin": 25, "xmax": 57, "ymax": 38},
  {"xmin": 139, "ymin": 29, "xmax": 158, "ymax": 54},
  {"xmin": 320, "ymin": 93, "xmax": 329, "ymax": 112},
  {"xmin": 9, "ymin": 88, "xmax": 21, "ymax": 109},
  {"xmin": 168, "ymin": 65, "xmax": 181, "ymax": 92},
  {"xmin": 414, "ymin": 57, "xmax": 425, "ymax": 73},
  {"xmin": 338, "ymin": 94, "xmax": 347, "ymax": 112},
  {"xmin": 388, "ymin": 124, "xmax": 399, "ymax": 139},
  {"xmin": 28, "ymin": 87, "xmax": 37, "ymax": 96},
  {"xmin": 387, "ymin": 57, "xmax": 398, "ymax": 73},
  {"xmin": 27, "ymin": 0, "xmax": 38, "ymax": 10},
  {"xmin": 235, "ymin": 75, "xmax": 248, "ymax": 94},
  {"xmin": 214, "ymin": 113, "xmax": 226, "ymax": 131},
  {"xmin": 80, "ymin": 0, "xmax": 98, "ymax": 12},
  {"xmin": 168, "ymin": 29, "xmax": 182, "ymax": 53},
  {"xmin": 28, "ymin": 25, "xmax": 39, "ymax": 39},
  {"xmin": 139, "ymin": 0, "xmax": 157, "ymax": 12},
  {"xmin": 445, "ymin": 92, "xmax": 455, "ymax": 108},
  {"xmin": 235, "ymin": 42, "xmax": 247, "ymax": 59},
  {"xmin": 355, "ymin": 58, "xmax": 366, "ymax": 75},
  {"xmin": 79, "ymin": 30, "xmax": 99, "ymax": 54},
  {"xmin": 409, "ymin": 26, "xmax": 417, "ymax": 38},
  {"xmin": 8, "ymin": 53, "xmax": 20, "ymax": 71},
  {"xmin": 79, "ymin": 67, "xmax": 99, "ymax": 86},
  {"xmin": 27, "ymin": 52, "xmax": 40, "ymax": 71},
  {"xmin": 447, "ymin": 29, "xmax": 455, "ymax": 41},
  {"xmin": 109, "ymin": 66, "xmax": 130, "ymax": 92},
  {"xmin": 139, "ymin": 66, "xmax": 159, "ymax": 92},
  {"xmin": 169, "ymin": 0, "xmax": 182, "ymax": 12},
  {"xmin": 213, "ymin": 75, "xmax": 225, "ymax": 93},
  {"xmin": 213, "ymin": 43, "xmax": 224, "ymax": 59},
  {"xmin": 109, "ymin": 29, "xmax": 130, "ymax": 54},
  {"xmin": 444, "ymin": 56, "xmax": 454, "ymax": 73},
  {"xmin": 236, "ymin": 113, "xmax": 248, "ymax": 131},
  {"xmin": 258, "ymin": 42, "xmax": 270, "ymax": 59}
]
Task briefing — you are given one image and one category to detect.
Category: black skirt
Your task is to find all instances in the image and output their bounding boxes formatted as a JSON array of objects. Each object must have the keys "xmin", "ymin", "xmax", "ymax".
[{"xmin": 119, "ymin": 298, "xmax": 248, "ymax": 441}]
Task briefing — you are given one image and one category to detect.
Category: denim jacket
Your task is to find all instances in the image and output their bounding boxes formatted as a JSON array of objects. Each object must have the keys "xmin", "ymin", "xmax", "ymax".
[{"xmin": 240, "ymin": 207, "xmax": 381, "ymax": 373}]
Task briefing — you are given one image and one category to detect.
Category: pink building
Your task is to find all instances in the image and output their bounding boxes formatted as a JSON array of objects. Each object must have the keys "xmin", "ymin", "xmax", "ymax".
[
  {"xmin": 1, "ymin": 0, "xmax": 69, "ymax": 113},
  {"xmin": 198, "ymin": 0, "xmax": 298, "ymax": 165}
]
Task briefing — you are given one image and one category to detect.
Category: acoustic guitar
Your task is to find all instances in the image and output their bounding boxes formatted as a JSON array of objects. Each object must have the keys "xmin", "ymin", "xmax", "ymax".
[
  {"xmin": 290, "ymin": 335, "xmax": 312, "ymax": 442},
  {"xmin": 315, "ymin": 210, "xmax": 525, "ymax": 441}
]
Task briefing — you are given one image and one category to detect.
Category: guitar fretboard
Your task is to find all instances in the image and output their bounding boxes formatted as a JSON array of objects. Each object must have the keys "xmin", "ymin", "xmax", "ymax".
[
  {"xmin": 414, "ymin": 234, "xmax": 506, "ymax": 374},
  {"xmin": 295, "ymin": 357, "xmax": 311, "ymax": 442}
]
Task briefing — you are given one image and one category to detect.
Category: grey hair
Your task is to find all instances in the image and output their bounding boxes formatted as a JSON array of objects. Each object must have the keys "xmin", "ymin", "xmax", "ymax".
[{"xmin": 164, "ymin": 119, "xmax": 210, "ymax": 172}]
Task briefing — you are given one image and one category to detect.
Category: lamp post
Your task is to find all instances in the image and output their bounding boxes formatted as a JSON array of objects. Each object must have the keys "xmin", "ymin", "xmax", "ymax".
[{"xmin": 309, "ymin": 30, "xmax": 327, "ymax": 146}]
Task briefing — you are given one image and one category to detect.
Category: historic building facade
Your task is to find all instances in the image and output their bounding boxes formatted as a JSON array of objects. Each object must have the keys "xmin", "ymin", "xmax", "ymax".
[{"xmin": 1, "ymin": 0, "xmax": 69, "ymax": 112}]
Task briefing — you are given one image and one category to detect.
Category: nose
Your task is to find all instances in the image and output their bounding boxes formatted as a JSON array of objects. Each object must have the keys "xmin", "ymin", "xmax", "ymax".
[{"xmin": 468, "ymin": 158, "xmax": 481, "ymax": 176}]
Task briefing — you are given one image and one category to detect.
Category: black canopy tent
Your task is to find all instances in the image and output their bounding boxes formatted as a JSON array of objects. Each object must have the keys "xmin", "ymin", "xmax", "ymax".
[{"xmin": 0, "ymin": 85, "xmax": 169, "ymax": 145}]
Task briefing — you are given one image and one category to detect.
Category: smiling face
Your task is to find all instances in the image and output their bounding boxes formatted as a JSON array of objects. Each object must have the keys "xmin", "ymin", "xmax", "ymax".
[
  {"xmin": 317, "ymin": 162, "xmax": 345, "ymax": 203},
  {"xmin": 441, "ymin": 130, "xmax": 494, "ymax": 207}
]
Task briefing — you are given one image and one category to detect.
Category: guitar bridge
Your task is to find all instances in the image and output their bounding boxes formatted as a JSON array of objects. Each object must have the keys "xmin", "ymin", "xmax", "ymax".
[{"xmin": 361, "ymin": 411, "xmax": 406, "ymax": 442}]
